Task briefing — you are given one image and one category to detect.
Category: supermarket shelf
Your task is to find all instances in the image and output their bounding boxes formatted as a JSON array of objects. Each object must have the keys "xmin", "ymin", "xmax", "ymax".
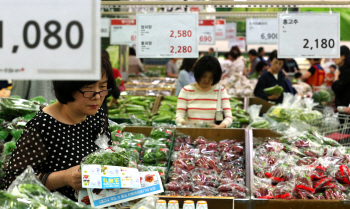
[{"xmin": 102, "ymin": 1, "xmax": 350, "ymax": 6}]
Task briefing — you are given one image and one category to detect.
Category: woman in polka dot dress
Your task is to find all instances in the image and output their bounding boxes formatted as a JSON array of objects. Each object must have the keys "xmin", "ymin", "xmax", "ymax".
[{"xmin": 5, "ymin": 53, "xmax": 115, "ymax": 201}]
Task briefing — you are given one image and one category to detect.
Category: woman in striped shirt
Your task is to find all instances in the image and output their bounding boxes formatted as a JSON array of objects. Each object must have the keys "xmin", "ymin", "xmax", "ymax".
[{"xmin": 175, "ymin": 56, "xmax": 233, "ymax": 128}]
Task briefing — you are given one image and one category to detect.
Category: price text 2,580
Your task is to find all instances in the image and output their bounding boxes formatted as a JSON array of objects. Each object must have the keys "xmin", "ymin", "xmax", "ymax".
[{"xmin": 170, "ymin": 30, "xmax": 192, "ymax": 38}]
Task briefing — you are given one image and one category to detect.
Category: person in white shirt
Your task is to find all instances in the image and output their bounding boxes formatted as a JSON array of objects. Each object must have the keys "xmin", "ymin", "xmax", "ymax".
[{"xmin": 176, "ymin": 56, "xmax": 233, "ymax": 128}]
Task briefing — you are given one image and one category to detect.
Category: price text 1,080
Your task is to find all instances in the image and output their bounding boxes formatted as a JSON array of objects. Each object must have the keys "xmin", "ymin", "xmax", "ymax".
[
  {"xmin": 170, "ymin": 46, "xmax": 193, "ymax": 54},
  {"xmin": 0, "ymin": 20, "xmax": 83, "ymax": 50},
  {"xmin": 170, "ymin": 30, "xmax": 192, "ymax": 38}
]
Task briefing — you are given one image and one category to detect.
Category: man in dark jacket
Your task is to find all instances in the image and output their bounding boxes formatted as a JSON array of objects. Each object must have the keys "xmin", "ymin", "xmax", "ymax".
[
  {"xmin": 332, "ymin": 45, "xmax": 350, "ymax": 109},
  {"xmin": 254, "ymin": 53, "xmax": 296, "ymax": 104}
]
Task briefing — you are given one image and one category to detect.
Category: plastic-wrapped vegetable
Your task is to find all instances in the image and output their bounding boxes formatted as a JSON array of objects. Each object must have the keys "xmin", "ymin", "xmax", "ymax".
[
  {"xmin": 247, "ymin": 105, "xmax": 270, "ymax": 129},
  {"xmin": 29, "ymin": 96, "xmax": 46, "ymax": 105},
  {"xmin": 4, "ymin": 141, "xmax": 16, "ymax": 156},
  {"xmin": 0, "ymin": 98, "xmax": 39, "ymax": 117},
  {"xmin": 150, "ymin": 125, "xmax": 174, "ymax": 140},
  {"xmin": 273, "ymin": 181, "xmax": 295, "ymax": 199},
  {"xmin": 11, "ymin": 129, "xmax": 23, "ymax": 141},
  {"xmin": 82, "ymin": 135, "xmax": 129, "ymax": 167}
]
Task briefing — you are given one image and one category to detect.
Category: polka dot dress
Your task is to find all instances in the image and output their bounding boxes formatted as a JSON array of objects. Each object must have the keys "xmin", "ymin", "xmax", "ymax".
[{"xmin": 5, "ymin": 107, "xmax": 111, "ymax": 201}]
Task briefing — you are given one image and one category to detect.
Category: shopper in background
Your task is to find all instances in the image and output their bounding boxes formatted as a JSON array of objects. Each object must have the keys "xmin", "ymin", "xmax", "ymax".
[
  {"xmin": 248, "ymin": 49, "xmax": 261, "ymax": 76},
  {"xmin": 282, "ymin": 58, "xmax": 300, "ymax": 73},
  {"xmin": 325, "ymin": 64, "xmax": 336, "ymax": 88},
  {"xmin": 250, "ymin": 61, "xmax": 268, "ymax": 79},
  {"xmin": 175, "ymin": 58, "xmax": 198, "ymax": 96},
  {"xmin": 201, "ymin": 48, "xmax": 215, "ymax": 57},
  {"xmin": 128, "ymin": 47, "xmax": 144, "ymax": 75},
  {"xmin": 258, "ymin": 47, "xmax": 266, "ymax": 62},
  {"xmin": 10, "ymin": 80, "xmax": 56, "ymax": 101},
  {"xmin": 230, "ymin": 46, "xmax": 247, "ymax": 76},
  {"xmin": 332, "ymin": 45, "xmax": 350, "ymax": 109},
  {"xmin": 254, "ymin": 52, "xmax": 296, "ymax": 104},
  {"xmin": 175, "ymin": 55, "xmax": 233, "ymax": 128},
  {"xmin": 5, "ymin": 52, "xmax": 115, "ymax": 201},
  {"xmin": 101, "ymin": 49, "xmax": 122, "ymax": 108},
  {"xmin": 220, "ymin": 52, "xmax": 233, "ymax": 78},
  {"xmin": 166, "ymin": 58, "xmax": 179, "ymax": 78},
  {"xmin": 0, "ymin": 81, "xmax": 9, "ymax": 90},
  {"xmin": 300, "ymin": 58, "xmax": 325, "ymax": 88}
]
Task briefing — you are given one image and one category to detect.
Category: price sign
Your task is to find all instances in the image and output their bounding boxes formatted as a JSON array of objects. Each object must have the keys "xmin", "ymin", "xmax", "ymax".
[
  {"xmin": 226, "ymin": 23, "xmax": 237, "ymax": 40},
  {"xmin": 246, "ymin": 18, "xmax": 278, "ymax": 45},
  {"xmin": 228, "ymin": 37, "xmax": 246, "ymax": 52},
  {"xmin": 136, "ymin": 13, "xmax": 198, "ymax": 58},
  {"xmin": 198, "ymin": 19, "xmax": 215, "ymax": 45},
  {"xmin": 0, "ymin": 0, "xmax": 100, "ymax": 80},
  {"xmin": 278, "ymin": 13, "xmax": 340, "ymax": 58},
  {"xmin": 215, "ymin": 19, "xmax": 226, "ymax": 40},
  {"xmin": 101, "ymin": 18, "xmax": 110, "ymax": 38},
  {"xmin": 110, "ymin": 19, "xmax": 137, "ymax": 45}
]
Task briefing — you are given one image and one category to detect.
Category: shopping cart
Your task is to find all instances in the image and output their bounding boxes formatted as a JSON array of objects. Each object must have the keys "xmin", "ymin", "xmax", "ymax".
[{"xmin": 307, "ymin": 110, "xmax": 350, "ymax": 146}]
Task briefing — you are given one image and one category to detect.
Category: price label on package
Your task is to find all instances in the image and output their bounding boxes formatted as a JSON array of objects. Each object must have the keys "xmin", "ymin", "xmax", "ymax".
[
  {"xmin": 278, "ymin": 13, "xmax": 340, "ymax": 58},
  {"xmin": 81, "ymin": 165, "xmax": 141, "ymax": 189},
  {"xmin": 226, "ymin": 23, "xmax": 237, "ymax": 40},
  {"xmin": 198, "ymin": 19, "xmax": 215, "ymax": 45},
  {"xmin": 246, "ymin": 18, "xmax": 278, "ymax": 45},
  {"xmin": 110, "ymin": 19, "xmax": 137, "ymax": 45},
  {"xmin": 136, "ymin": 13, "xmax": 198, "ymax": 58},
  {"xmin": 101, "ymin": 18, "xmax": 110, "ymax": 38},
  {"xmin": 215, "ymin": 19, "xmax": 226, "ymax": 40},
  {"xmin": 0, "ymin": 0, "xmax": 100, "ymax": 80}
]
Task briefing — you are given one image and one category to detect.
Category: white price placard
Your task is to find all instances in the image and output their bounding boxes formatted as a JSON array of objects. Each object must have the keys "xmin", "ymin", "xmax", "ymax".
[
  {"xmin": 198, "ymin": 19, "xmax": 215, "ymax": 45},
  {"xmin": 278, "ymin": 13, "xmax": 340, "ymax": 58},
  {"xmin": 0, "ymin": 0, "xmax": 100, "ymax": 80},
  {"xmin": 228, "ymin": 37, "xmax": 246, "ymax": 52},
  {"xmin": 226, "ymin": 23, "xmax": 237, "ymax": 40},
  {"xmin": 136, "ymin": 13, "xmax": 198, "ymax": 58},
  {"xmin": 110, "ymin": 19, "xmax": 137, "ymax": 45},
  {"xmin": 246, "ymin": 18, "xmax": 278, "ymax": 45},
  {"xmin": 215, "ymin": 19, "xmax": 226, "ymax": 40},
  {"xmin": 101, "ymin": 18, "xmax": 110, "ymax": 38}
]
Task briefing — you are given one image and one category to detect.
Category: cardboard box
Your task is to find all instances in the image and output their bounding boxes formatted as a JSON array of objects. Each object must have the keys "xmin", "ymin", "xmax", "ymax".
[{"xmin": 248, "ymin": 97, "xmax": 275, "ymax": 114}]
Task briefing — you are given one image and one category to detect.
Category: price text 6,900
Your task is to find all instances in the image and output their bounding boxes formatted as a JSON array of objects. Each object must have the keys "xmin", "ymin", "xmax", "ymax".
[
  {"xmin": 170, "ymin": 30, "xmax": 192, "ymax": 38},
  {"xmin": 303, "ymin": 39, "xmax": 335, "ymax": 49},
  {"xmin": 170, "ymin": 46, "xmax": 193, "ymax": 54},
  {"xmin": 0, "ymin": 20, "xmax": 84, "ymax": 50}
]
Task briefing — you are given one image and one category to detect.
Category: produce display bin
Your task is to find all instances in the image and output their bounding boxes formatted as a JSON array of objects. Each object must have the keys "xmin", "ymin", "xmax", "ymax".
[
  {"xmin": 165, "ymin": 127, "xmax": 251, "ymax": 209},
  {"xmin": 247, "ymin": 97, "xmax": 275, "ymax": 114},
  {"xmin": 248, "ymin": 129, "xmax": 350, "ymax": 209}
]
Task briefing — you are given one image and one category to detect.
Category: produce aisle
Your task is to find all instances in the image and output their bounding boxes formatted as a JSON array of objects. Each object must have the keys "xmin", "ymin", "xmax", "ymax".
[{"xmin": 1, "ymin": 0, "xmax": 350, "ymax": 209}]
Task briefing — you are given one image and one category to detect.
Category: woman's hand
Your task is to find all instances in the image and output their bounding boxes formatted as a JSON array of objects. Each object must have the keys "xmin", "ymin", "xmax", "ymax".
[
  {"xmin": 345, "ymin": 107, "xmax": 350, "ymax": 114},
  {"xmin": 109, "ymin": 98, "xmax": 120, "ymax": 108},
  {"xmin": 64, "ymin": 165, "xmax": 82, "ymax": 191},
  {"xmin": 212, "ymin": 123, "xmax": 226, "ymax": 128},
  {"xmin": 268, "ymin": 94, "xmax": 281, "ymax": 100}
]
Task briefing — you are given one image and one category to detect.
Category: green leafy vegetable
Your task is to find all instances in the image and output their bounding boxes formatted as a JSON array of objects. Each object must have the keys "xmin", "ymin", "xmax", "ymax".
[{"xmin": 11, "ymin": 129, "xmax": 23, "ymax": 140}]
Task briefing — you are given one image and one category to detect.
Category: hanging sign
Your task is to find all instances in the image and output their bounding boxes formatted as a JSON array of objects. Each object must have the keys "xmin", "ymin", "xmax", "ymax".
[
  {"xmin": 136, "ymin": 13, "xmax": 198, "ymax": 58},
  {"xmin": 226, "ymin": 23, "xmax": 237, "ymax": 40},
  {"xmin": 228, "ymin": 37, "xmax": 246, "ymax": 52},
  {"xmin": 215, "ymin": 19, "xmax": 226, "ymax": 40},
  {"xmin": 0, "ymin": 0, "xmax": 100, "ymax": 80},
  {"xmin": 110, "ymin": 19, "xmax": 137, "ymax": 45},
  {"xmin": 246, "ymin": 18, "xmax": 278, "ymax": 45},
  {"xmin": 198, "ymin": 19, "xmax": 215, "ymax": 45},
  {"xmin": 101, "ymin": 18, "xmax": 110, "ymax": 38},
  {"xmin": 278, "ymin": 12, "xmax": 340, "ymax": 58}
]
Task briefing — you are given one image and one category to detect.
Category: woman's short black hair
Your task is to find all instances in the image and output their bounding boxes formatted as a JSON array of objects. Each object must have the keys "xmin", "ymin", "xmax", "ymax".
[
  {"xmin": 269, "ymin": 50, "xmax": 284, "ymax": 62},
  {"xmin": 180, "ymin": 58, "xmax": 198, "ymax": 72},
  {"xmin": 193, "ymin": 55, "xmax": 222, "ymax": 86},
  {"xmin": 256, "ymin": 61, "xmax": 268, "ymax": 73},
  {"xmin": 53, "ymin": 49, "xmax": 115, "ymax": 104},
  {"xmin": 129, "ymin": 47, "xmax": 136, "ymax": 56}
]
